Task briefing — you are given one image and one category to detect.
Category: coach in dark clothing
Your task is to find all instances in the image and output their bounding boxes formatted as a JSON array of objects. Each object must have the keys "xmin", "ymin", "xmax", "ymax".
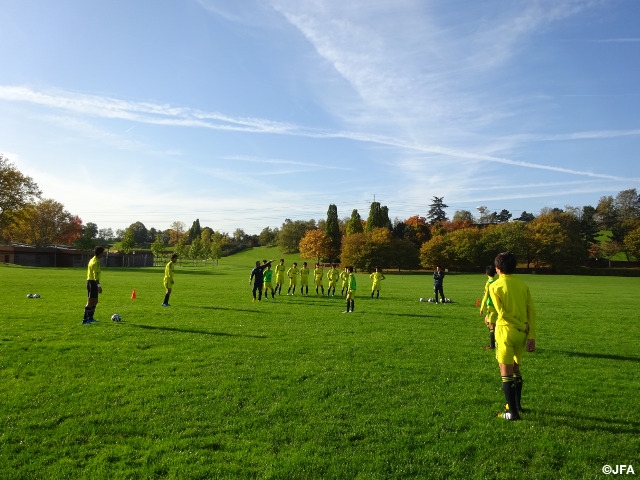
[
  {"xmin": 433, "ymin": 266, "xmax": 446, "ymax": 304},
  {"xmin": 250, "ymin": 260, "xmax": 273, "ymax": 301}
]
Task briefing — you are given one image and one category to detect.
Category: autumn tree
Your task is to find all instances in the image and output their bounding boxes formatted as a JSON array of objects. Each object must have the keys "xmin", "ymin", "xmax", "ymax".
[
  {"xmin": 169, "ymin": 221, "xmax": 186, "ymax": 245},
  {"xmin": 299, "ymin": 229, "xmax": 332, "ymax": 263},
  {"xmin": 446, "ymin": 228, "xmax": 483, "ymax": 269},
  {"xmin": 624, "ymin": 226, "xmax": 640, "ymax": 263},
  {"xmin": 0, "ymin": 154, "xmax": 41, "ymax": 238},
  {"xmin": 419, "ymin": 234, "xmax": 451, "ymax": 268},
  {"xmin": 340, "ymin": 232, "xmax": 368, "ymax": 270},
  {"xmin": 5, "ymin": 199, "xmax": 80, "ymax": 246}
]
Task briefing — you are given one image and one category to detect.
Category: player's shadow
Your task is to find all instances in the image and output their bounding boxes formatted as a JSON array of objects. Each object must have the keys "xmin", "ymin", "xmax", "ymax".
[
  {"xmin": 387, "ymin": 312, "xmax": 431, "ymax": 319},
  {"xmin": 131, "ymin": 324, "xmax": 266, "ymax": 339},
  {"xmin": 534, "ymin": 409, "xmax": 640, "ymax": 435},
  {"xmin": 200, "ymin": 305, "xmax": 265, "ymax": 314},
  {"xmin": 551, "ymin": 349, "xmax": 640, "ymax": 363}
]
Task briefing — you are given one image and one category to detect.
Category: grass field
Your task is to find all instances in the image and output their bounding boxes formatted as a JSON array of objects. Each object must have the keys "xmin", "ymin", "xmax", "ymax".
[{"xmin": 1, "ymin": 247, "xmax": 639, "ymax": 479}]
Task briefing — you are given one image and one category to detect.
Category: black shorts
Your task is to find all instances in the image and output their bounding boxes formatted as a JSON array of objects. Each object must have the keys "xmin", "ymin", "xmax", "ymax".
[{"xmin": 87, "ymin": 280, "xmax": 99, "ymax": 299}]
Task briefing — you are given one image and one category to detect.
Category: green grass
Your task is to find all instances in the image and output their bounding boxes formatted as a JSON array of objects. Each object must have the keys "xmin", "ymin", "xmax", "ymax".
[{"xmin": 1, "ymin": 247, "xmax": 639, "ymax": 479}]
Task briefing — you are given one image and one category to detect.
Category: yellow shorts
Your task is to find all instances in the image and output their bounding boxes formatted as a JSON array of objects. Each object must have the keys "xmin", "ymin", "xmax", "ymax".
[
  {"xmin": 485, "ymin": 305, "xmax": 498, "ymax": 325},
  {"xmin": 371, "ymin": 283, "xmax": 381, "ymax": 291},
  {"xmin": 300, "ymin": 278, "xmax": 309, "ymax": 286},
  {"xmin": 263, "ymin": 282, "xmax": 273, "ymax": 290},
  {"xmin": 495, "ymin": 324, "xmax": 527, "ymax": 365},
  {"xmin": 346, "ymin": 290, "xmax": 356, "ymax": 300},
  {"xmin": 289, "ymin": 278, "xmax": 298, "ymax": 286},
  {"xmin": 276, "ymin": 274, "xmax": 285, "ymax": 284}
]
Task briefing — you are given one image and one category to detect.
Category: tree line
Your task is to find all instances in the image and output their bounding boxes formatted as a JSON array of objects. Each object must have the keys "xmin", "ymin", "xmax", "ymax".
[{"xmin": 2, "ymin": 154, "xmax": 639, "ymax": 270}]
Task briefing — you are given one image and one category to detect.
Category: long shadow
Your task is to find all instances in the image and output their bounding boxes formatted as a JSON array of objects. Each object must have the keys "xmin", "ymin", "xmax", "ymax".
[
  {"xmin": 534, "ymin": 408, "xmax": 640, "ymax": 435},
  {"xmin": 200, "ymin": 305, "xmax": 264, "ymax": 314},
  {"xmin": 130, "ymin": 324, "xmax": 266, "ymax": 339},
  {"xmin": 550, "ymin": 349, "xmax": 640, "ymax": 363},
  {"xmin": 387, "ymin": 312, "xmax": 432, "ymax": 319}
]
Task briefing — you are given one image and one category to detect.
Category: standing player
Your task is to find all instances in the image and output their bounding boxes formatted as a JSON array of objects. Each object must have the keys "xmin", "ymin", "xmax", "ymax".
[
  {"xmin": 299, "ymin": 262, "xmax": 310, "ymax": 296},
  {"xmin": 162, "ymin": 254, "xmax": 178, "ymax": 306},
  {"xmin": 82, "ymin": 246, "xmax": 105, "ymax": 324},
  {"xmin": 249, "ymin": 260, "xmax": 273, "ymax": 301},
  {"xmin": 489, "ymin": 251, "xmax": 537, "ymax": 421},
  {"xmin": 340, "ymin": 267, "xmax": 349, "ymax": 296},
  {"xmin": 370, "ymin": 266, "xmax": 386, "ymax": 299},
  {"xmin": 263, "ymin": 263, "xmax": 275, "ymax": 299},
  {"xmin": 287, "ymin": 262, "xmax": 300, "ymax": 295},
  {"xmin": 326, "ymin": 264, "xmax": 340, "ymax": 297},
  {"xmin": 479, "ymin": 265, "xmax": 498, "ymax": 350},
  {"xmin": 274, "ymin": 259, "xmax": 286, "ymax": 295},
  {"xmin": 343, "ymin": 266, "xmax": 356, "ymax": 313},
  {"xmin": 433, "ymin": 266, "xmax": 446, "ymax": 304},
  {"xmin": 314, "ymin": 263, "xmax": 325, "ymax": 296}
]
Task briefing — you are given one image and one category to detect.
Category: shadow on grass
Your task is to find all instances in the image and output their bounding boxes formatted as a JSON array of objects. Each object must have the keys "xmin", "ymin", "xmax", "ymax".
[
  {"xmin": 551, "ymin": 349, "xmax": 640, "ymax": 363},
  {"xmin": 130, "ymin": 324, "xmax": 266, "ymax": 339},
  {"xmin": 535, "ymin": 409, "xmax": 640, "ymax": 435},
  {"xmin": 199, "ymin": 305, "xmax": 265, "ymax": 314}
]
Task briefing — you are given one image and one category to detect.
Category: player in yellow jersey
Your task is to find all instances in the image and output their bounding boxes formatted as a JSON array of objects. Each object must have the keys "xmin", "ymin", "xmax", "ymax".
[
  {"xmin": 82, "ymin": 246, "xmax": 105, "ymax": 324},
  {"xmin": 162, "ymin": 254, "xmax": 178, "ymax": 306},
  {"xmin": 299, "ymin": 262, "xmax": 310, "ymax": 295},
  {"xmin": 274, "ymin": 259, "xmax": 286, "ymax": 295},
  {"xmin": 369, "ymin": 266, "xmax": 386, "ymax": 299},
  {"xmin": 339, "ymin": 268, "xmax": 349, "ymax": 296},
  {"xmin": 287, "ymin": 262, "xmax": 299, "ymax": 295},
  {"xmin": 479, "ymin": 265, "xmax": 497, "ymax": 349},
  {"xmin": 489, "ymin": 251, "xmax": 537, "ymax": 421},
  {"xmin": 314, "ymin": 263, "xmax": 325, "ymax": 296},
  {"xmin": 343, "ymin": 266, "xmax": 356, "ymax": 313},
  {"xmin": 326, "ymin": 264, "xmax": 340, "ymax": 297}
]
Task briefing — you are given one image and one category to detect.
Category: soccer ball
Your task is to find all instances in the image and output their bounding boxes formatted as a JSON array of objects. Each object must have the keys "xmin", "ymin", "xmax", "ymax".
[
  {"xmin": 111, "ymin": 314, "xmax": 122, "ymax": 322},
  {"xmin": 27, "ymin": 294, "xmax": 33, "ymax": 298},
  {"xmin": 33, "ymin": 293, "xmax": 40, "ymax": 298},
  {"xmin": 427, "ymin": 297, "xmax": 434, "ymax": 302},
  {"xmin": 419, "ymin": 297, "xmax": 425, "ymax": 302}
]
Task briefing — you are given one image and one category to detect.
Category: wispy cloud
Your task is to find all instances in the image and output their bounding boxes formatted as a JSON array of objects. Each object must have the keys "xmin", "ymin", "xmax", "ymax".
[{"xmin": 2, "ymin": 84, "xmax": 637, "ymax": 183}]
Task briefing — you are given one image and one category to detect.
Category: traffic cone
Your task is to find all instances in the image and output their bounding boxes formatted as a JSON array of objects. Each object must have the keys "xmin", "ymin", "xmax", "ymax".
[
  {"xmin": 131, "ymin": 288, "xmax": 137, "ymax": 299},
  {"xmin": 475, "ymin": 298, "xmax": 481, "ymax": 307}
]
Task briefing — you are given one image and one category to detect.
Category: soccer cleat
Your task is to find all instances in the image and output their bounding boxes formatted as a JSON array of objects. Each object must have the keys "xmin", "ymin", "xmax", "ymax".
[
  {"xmin": 342, "ymin": 311, "xmax": 350, "ymax": 314},
  {"xmin": 497, "ymin": 411, "xmax": 520, "ymax": 421},
  {"xmin": 161, "ymin": 303, "xmax": 171, "ymax": 307},
  {"xmin": 484, "ymin": 345, "xmax": 494, "ymax": 350},
  {"xmin": 89, "ymin": 318, "xmax": 99, "ymax": 323},
  {"xmin": 81, "ymin": 319, "xmax": 92, "ymax": 325}
]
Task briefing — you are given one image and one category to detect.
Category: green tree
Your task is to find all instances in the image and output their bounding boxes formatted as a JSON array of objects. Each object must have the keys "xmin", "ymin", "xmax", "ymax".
[
  {"xmin": 0, "ymin": 154, "xmax": 42, "ymax": 238},
  {"xmin": 614, "ymin": 188, "xmax": 640, "ymax": 222},
  {"xmin": 258, "ymin": 227, "xmax": 278, "ymax": 246},
  {"xmin": 427, "ymin": 196, "xmax": 449, "ymax": 225},
  {"xmin": 120, "ymin": 229, "xmax": 136, "ymax": 255},
  {"xmin": 453, "ymin": 210, "xmax": 475, "ymax": 223},
  {"xmin": 595, "ymin": 195, "xmax": 617, "ymax": 230},
  {"xmin": 517, "ymin": 211, "xmax": 535, "ymax": 222},
  {"xmin": 189, "ymin": 236, "xmax": 204, "ymax": 266},
  {"xmin": 324, "ymin": 204, "xmax": 342, "ymax": 259},
  {"xmin": 365, "ymin": 202, "xmax": 384, "ymax": 232},
  {"xmin": 151, "ymin": 236, "xmax": 166, "ymax": 266},
  {"xmin": 446, "ymin": 228, "xmax": 483, "ymax": 269},
  {"xmin": 346, "ymin": 209, "xmax": 364, "ymax": 235},
  {"xmin": 187, "ymin": 219, "xmax": 202, "ymax": 243},
  {"xmin": 340, "ymin": 232, "xmax": 368, "ymax": 270},
  {"xmin": 623, "ymin": 226, "xmax": 640, "ymax": 262},
  {"xmin": 278, "ymin": 219, "xmax": 314, "ymax": 254},
  {"xmin": 127, "ymin": 221, "xmax": 148, "ymax": 246}
]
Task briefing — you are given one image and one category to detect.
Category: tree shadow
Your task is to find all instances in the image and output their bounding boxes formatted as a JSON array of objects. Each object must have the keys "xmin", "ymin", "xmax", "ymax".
[{"xmin": 130, "ymin": 324, "xmax": 266, "ymax": 339}]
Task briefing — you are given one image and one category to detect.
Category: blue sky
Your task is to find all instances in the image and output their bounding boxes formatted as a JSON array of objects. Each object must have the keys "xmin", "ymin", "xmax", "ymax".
[{"xmin": 1, "ymin": 0, "xmax": 639, "ymax": 235}]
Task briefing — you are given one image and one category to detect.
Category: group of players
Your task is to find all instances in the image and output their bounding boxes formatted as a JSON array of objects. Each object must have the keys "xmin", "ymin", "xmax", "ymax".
[
  {"xmin": 84, "ymin": 245, "xmax": 536, "ymax": 422},
  {"xmin": 249, "ymin": 259, "xmax": 387, "ymax": 313}
]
